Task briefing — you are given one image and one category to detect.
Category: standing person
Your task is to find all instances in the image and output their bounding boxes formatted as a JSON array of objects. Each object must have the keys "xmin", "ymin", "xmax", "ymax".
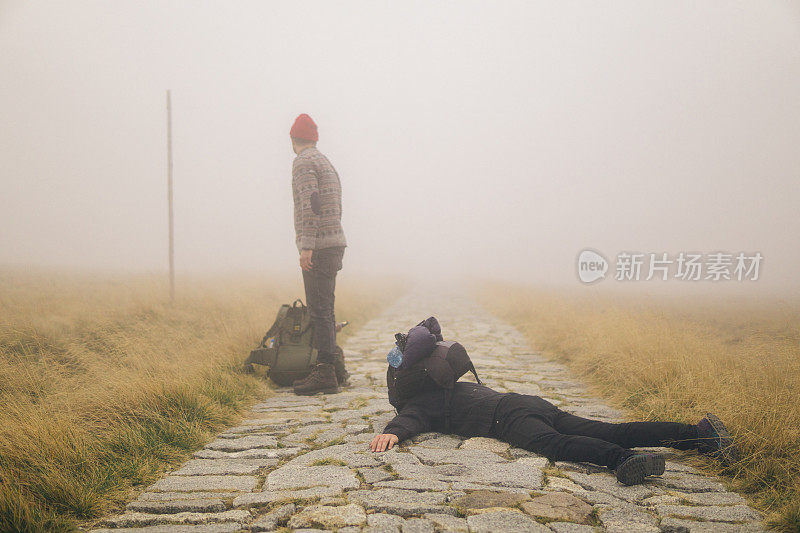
[{"xmin": 289, "ymin": 113, "xmax": 349, "ymax": 395}]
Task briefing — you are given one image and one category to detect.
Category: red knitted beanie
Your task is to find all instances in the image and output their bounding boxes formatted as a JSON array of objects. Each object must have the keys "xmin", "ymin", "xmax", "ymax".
[{"xmin": 290, "ymin": 114, "xmax": 318, "ymax": 142}]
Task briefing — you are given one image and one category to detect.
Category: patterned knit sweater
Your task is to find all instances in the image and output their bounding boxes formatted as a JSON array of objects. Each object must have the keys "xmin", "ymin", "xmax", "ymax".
[{"xmin": 292, "ymin": 147, "xmax": 347, "ymax": 252}]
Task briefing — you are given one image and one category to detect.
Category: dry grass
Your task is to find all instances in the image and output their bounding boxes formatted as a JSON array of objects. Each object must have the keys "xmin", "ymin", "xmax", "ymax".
[
  {"xmin": 476, "ymin": 283, "xmax": 800, "ymax": 532},
  {"xmin": 0, "ymin": 269, "xmax": 400, "ymax": 532}
]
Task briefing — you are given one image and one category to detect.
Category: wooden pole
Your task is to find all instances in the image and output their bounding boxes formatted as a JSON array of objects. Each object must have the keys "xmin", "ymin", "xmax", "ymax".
[{"xmin": 167, "ymin": 90, "xmax": 175, "ymax": 303}]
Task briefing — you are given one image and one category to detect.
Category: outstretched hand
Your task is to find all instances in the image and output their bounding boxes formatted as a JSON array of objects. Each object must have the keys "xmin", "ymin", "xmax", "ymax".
[{"xmin": 370, "ymin": 433, "xmax": 399, "ymax": 452}]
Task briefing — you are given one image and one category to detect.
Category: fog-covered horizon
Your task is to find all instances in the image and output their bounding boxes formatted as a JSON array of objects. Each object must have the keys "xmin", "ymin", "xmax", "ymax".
[{"xmin": 2, "ymin": 1, "xmax": 799, "ymax": 292}]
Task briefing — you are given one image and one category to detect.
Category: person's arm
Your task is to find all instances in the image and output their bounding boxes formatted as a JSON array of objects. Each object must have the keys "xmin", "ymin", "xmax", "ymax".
[
  {"xmin": 292, "ymin": 157, "xmax": 321, "ymax": 252},
  {"xmin": 370, "ymin": 405, "xmax": 431, "ymax": 452}
]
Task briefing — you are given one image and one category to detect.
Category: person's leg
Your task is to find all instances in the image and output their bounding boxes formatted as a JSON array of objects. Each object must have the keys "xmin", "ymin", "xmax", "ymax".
[
  {"xmin": 293, "ymin": 247, "xmax": 344, "ymax": 395},
  {"xmin": 326, "ymin": 248, "xmax": 349, "ymax": 385},
  {"xmin": 491, "ymin": 394, "xmax": 631, "ymax": 469},
  {"xmin": 308, "ymin": 247, "xmax": 340, "ymax": 365},
  {"xmin": 552, "ymin": 410, "xmax": 700, "ymax": 451}
]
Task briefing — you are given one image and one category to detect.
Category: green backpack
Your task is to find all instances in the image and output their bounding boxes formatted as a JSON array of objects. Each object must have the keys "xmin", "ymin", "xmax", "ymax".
[{"xmin": 244, "ymin": 299, "xmax": 319, "ymax": 386}]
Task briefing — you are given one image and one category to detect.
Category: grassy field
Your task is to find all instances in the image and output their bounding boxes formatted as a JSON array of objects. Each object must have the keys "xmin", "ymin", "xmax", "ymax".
[
  {"xmin": 0, "ymin": 269, "xmax": 399, "ymax": 532},
  {"xmin": 476, "ymin": 284, "xmax": 800, "ymax": 531}
]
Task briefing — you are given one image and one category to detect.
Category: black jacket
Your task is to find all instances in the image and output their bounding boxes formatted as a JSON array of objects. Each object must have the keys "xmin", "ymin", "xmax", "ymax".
[{"xmin": 383, "ymin": 381, "xmax": 507, "ymax": 443}]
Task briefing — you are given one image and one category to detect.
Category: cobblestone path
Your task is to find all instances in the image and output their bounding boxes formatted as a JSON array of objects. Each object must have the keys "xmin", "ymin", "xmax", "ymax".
[{"xmin": 93, "ymin": 292, "xmax": 763, "ymax": 532}]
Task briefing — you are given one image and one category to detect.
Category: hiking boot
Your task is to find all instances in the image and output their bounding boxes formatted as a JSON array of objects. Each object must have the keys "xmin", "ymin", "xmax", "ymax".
[
  {"xmin": 697, "ymin": 413, "xmax": 739, "ymax": 466},
  {"xmin": 293, "ymin": 363, "xmax": 340, "ymax": 395},
  {"xmin": 291, "ymin": 372, "xmax": 311, "ymax": 388},
  {"xmin": 333, "ymin": 346, "xmax": 350, "ymax": 387},
  {"xmin": 615, "ymin": 453, "xmax": 666, "ymax": 485}
]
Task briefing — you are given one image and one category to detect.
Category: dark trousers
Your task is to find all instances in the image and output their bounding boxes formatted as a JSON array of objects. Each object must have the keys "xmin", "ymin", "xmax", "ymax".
[
  {"xmin": 302, "ymin": 246, "xmax": 344, "ymax": 365},
  {"xmin": 490, "ymin": 393, "xmax": 700, "ymax": 469}
]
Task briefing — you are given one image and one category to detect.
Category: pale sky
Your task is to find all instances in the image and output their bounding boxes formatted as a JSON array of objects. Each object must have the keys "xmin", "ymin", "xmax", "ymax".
[{"xmin": 2, "ymin": 1, "xmax": 798, "ymax": 290}]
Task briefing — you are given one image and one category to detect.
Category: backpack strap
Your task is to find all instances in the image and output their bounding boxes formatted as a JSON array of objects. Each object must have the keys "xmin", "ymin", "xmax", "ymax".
[
  {"xmin": 469, "ymin": 362, "xmax": 482, "ymax": 385},
  {"xmin": 259, "ymin": 304, "xmax": 289, "ymax": 347},
  {"xmin": 289, "ymin": 302, "xmax": 305, "ymax": 342}
]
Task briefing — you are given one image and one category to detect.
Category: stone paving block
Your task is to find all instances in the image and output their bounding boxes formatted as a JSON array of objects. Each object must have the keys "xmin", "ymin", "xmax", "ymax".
[
  {"xmin": 409, "ymin": 446, "xmax": 506, "ymax": 465},
  {"xmin": 659, "ymin": 517, "xmax": 767, "ymax": 532},
  {"xmin": 475, "ymin": 458, "xmax": 544, "ymax": 489},
  {"xmin": 367, "ymin": 512, "xmax": 405, "ymax": 529},
  {"xmin": 651, "ymin": 472, "xmax": 726, "ymax": 493},
  {"xmin": 91, "ymin": 525, "xmax": 242, "ymax": 533},
  {"xmin": 422, "ymin": 512, "xmax": 469, "ymax": 532},
  {"xmin": 547, "ymin": 522, "xmax": 597, "ymax": 533},
  {"xmin": 359, "ymin": 466, "xmax": 395, "ymax": 483},
  {"xmin": 655, "ymin": 503, "xmax": 761, "ymax": 522},
  {"xmin": 193, "ymin": 446, "xmax": 301, "ymax": 460},
  {"xmin": 446, "ymin": 482, "xmax": 531, "ymax": 494},
  {"xmin": 402, "ymin": 517, "xmax": 434, "ymax": 533},
  {"xmin": 319, "ymin": 496, "xmax": 348, "ymax": 506},
  {"xmin": 241, "ymin": 415, "xmax": 328, "ymax": 427},
  {"xmin": 136, "ymin": 492, "xmax": 240, "ymax": 502},
  {"xmin": 390, "ymin": 453, "xmax": 544, "ymax": 490},
  {"xmin": 150, "ymin": 475, "xmax": 257, "ymax": 493},
  {"xmin": 459, "ymin": 436, "xmax": 510, "ymax": 453},
  {"xmin": 287, "ymin": 503, "xmax": 367, "ymax": 529},
  {"xmin": 595, "ymin": 504, "xmax": 660, "ymax": 533},
  {"xmin": 172, "ymin": 458, "xmax": 277, "ymax": 476},
  {"xmin": 520, "ymin": 492, "xmax": 593, "ymax": 524},
  {"xmin": 255, "ymin": 403, "xmax": 322, "ymax": 413},
  {"xmin": 642, "ymin": 494, "xmax": 680, "ymax": 506},
  {"xmin": 346, "ymin": 431, "xmax": 376, "ymax": 444},
  {"xmin": 126, "ymin": 499, "xmax": 225, "ymax": 514},
  {"xmin": 576, "ymin": 490, "xmax": 629, "ymax": 506},
  {"xmin": 450, "ymin": 489, "xmax": 530, "ymax": 512},
  {"xmin": 564, "ymin": 471, "xmax": 657, "ymax": 502},
  {"xmin": 465, "ymin": 510, "xmax": 551, "ymax": 532},
  {"xmin": 233, "ymin": 486, "xmax": 343, "ymax": 507},
  {"xmin": 280, "ymin": 423, "xmax": 336, "ymax": 445},
  {"xmin": 374, "ymin": 479, "xmax": 451, "ymax": 491},
  {"xmin": 673, "ymin": 491, "xmax": 747, "ymax": 506},
  {"xmin": 664, "ymin": 460, "xmax": 701, "ymax": 473},
  {"xmin": 315, "ymin": 424, "xmax": 369, "ymax": 444},
  {"xmin": 545, "ymin": 475, "xmax": 585, "ymax": 493},
  {"xmin": 204, "ymin": 435, "xmax": 278, "ymax": 452},
  {"xmin": 101, "ymin": 509, "xmax": 251, "ymax": 528},
  {"xmin": 251, "ymin": 503, "xmax": 295, "ymax": 531},
  {"xmin": 279, "ymin": 442, "xmax": 380, "ymax": 469},
  {"xmin": 347, "ymin": 488, "xmax": 460, "ymax": 517},
  {"xmin": 381, "ymin": 449, "xmax": 423, "ymax": 466},
  {"xmin": 266, "ymin": 464, "xmax": 360, "ymax": 490}
]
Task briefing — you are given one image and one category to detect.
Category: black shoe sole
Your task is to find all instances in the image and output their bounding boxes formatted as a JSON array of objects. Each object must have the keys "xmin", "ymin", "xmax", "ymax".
[
  {"xmin": 705, "ymin": 412, "xmax": 738, "ymax": 465},
  {"xmin": 616, "ymin": 454, "xmax": 666, "ymax": 486}
]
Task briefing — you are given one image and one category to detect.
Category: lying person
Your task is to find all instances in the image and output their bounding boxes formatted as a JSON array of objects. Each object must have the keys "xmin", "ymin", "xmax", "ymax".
[{"xmin": 369, "ymin": 380, "xmax": 737, "ymax": 485}]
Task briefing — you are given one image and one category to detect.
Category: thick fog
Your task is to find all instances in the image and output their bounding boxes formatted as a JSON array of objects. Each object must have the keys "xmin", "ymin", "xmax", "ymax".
[{"xmin": 1, "ymin": 1, "xmax": 798, "ymax": 290}]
